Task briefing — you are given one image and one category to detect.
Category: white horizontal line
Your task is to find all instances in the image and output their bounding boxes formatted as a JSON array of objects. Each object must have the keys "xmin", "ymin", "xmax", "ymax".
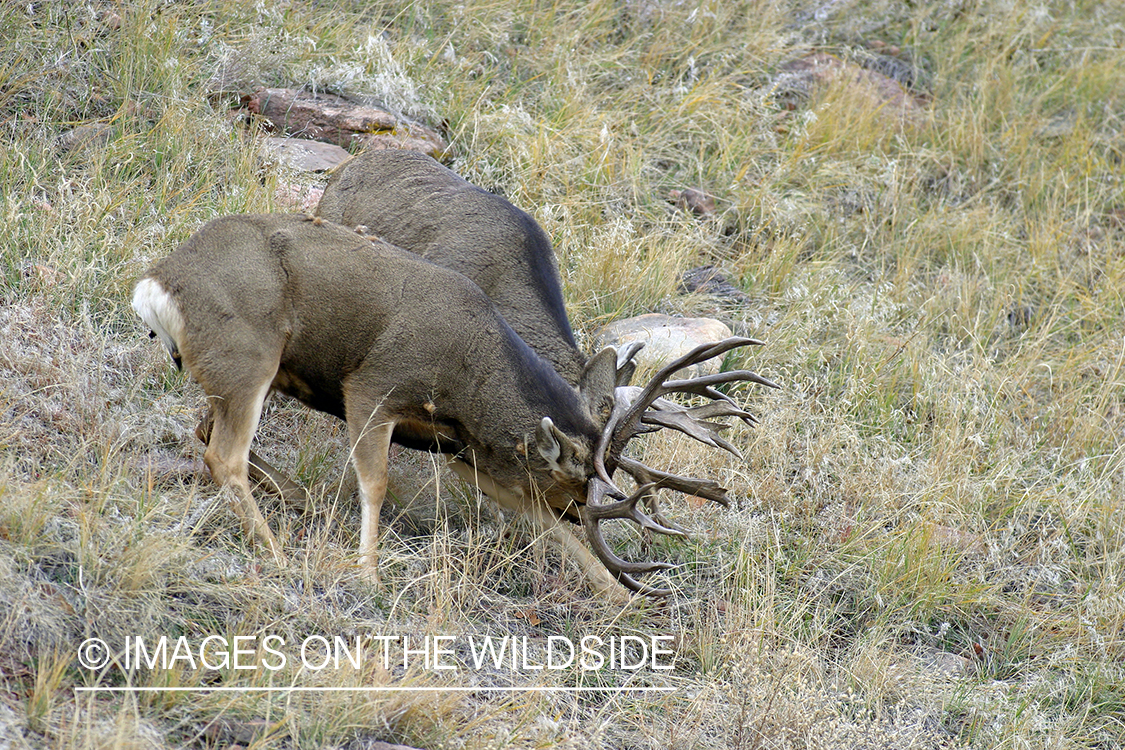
[{"xmin": 75, "ymin": 686, "xmax": 676, "ymax": 693}]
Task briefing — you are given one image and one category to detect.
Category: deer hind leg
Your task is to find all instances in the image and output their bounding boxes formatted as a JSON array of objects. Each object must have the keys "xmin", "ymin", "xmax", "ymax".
[
  {"xmin": 200, "ymin": 375, "xmax": 285, "ymax": 564},
  {"xmin": 344, "ymin": 398, "xmax": 396, "ymax": 581},
  {"xmin": 446, "ymin": 459, "xmax": 629, "ymax": 602},
  {"xmin": 196, "ymin": 408, "xmax": 310, "ymax": 509}
]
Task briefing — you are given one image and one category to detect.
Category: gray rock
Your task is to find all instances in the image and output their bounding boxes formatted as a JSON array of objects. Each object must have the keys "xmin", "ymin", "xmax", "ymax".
[
  {"xmin": 261, "ymin": 137, "xmax": 351, "ymax": 172},
  {"xmin": 57, "ymin": 123, "xmax": 115, "ymax": 155},
  {"xmin": 679, "ymin": 266, "xmax": 752, "ymax": 303},
  {"xmin": 773, "ymin": 52, "xmax": 926, "ymax": 127},
  {"xmin": 924, "ymin": 648, "xmax": 973, "ymax": 678},
  {"xmin": 594, "ymin": 313, "xmax": 733, "ymax": 377},
  {"xmin": 1036, "ymin": 112, "xmax": 1076, "ymax": 139}
]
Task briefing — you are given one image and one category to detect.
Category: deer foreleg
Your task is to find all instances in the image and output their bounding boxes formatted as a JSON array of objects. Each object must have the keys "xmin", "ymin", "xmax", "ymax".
[
  {"xmin": 447, "ymin": 459, "xmax": 630, "ymax": 603},
  {"xmin": 196, "ymin": 408, "xmax": 310, "ymax": 508},
  {"xmin": 527, "ymin": 502, "xmax": 631, "ymax": 603}
]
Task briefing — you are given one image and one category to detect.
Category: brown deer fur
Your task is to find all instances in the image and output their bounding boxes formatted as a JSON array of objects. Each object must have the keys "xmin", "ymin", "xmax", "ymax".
[
  {"xmin": 134, "ymin": 213, "xmax": 626, "ymax": 597},
  {"xmin": 315, "ymin": 149, "xmax": 586, "ymax": 385}
]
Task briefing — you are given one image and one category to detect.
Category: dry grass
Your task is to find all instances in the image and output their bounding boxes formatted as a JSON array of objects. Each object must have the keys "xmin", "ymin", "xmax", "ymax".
[{"xmin": 2, "ymin": 0, "xmax": 1123, "ymax": 747}]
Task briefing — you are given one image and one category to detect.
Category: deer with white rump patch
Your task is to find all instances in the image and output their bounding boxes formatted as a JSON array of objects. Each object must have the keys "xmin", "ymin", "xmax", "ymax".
[
  {"xmin": 135, "ymin": 212, "xmax": 774, "ymax": 597},
  {"xmin": 134, "ymin": 213, "xmax": 633, "ymax": 593}
]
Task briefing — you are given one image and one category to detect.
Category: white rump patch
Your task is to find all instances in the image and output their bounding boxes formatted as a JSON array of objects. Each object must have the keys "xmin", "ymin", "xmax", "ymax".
[{"xmin": 132, "ymin": 277, "xmax": 185, "ymax": 361}]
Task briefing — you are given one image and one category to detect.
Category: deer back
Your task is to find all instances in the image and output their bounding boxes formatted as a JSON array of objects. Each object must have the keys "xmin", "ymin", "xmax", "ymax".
[
  {"xmin": 316, "ymin": 150, "xmax": 585, "ymax": 385},
  {"xmin": 140, "ymin": 213, "xmax": 610, "ymax": 500}
]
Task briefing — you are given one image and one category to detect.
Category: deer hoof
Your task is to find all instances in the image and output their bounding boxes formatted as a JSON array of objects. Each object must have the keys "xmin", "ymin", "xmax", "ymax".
[
  {"xmin": 357, "ymin": 556, "xmax": 381, "ymax": 587},
  {"xmin": 262, "ymin": 538, "xmax": 287, "ymax": 567}
]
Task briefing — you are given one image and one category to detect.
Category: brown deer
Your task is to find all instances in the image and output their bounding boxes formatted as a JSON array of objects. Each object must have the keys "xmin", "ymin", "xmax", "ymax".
[
  {"xmin": 315, "ymin": 149, "xmax": 585, "ymax": 384},
  {"xmin": 231, "ymin": 149, "xmax": 743, "ymax": 511},
  {"xmin": 313, "ymin": 150, "xmax": 780, "ymax": 590},
  {"xmin": 135, "ymin": 213, "xmax": 775, "ymax": 597},
  {"xmin": 134, "ymin": 214, "xmax": 628, "ymax": 592}
]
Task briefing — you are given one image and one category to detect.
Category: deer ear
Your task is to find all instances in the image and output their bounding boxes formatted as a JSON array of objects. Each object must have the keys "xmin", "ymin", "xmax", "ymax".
[
  {"xmin": 536, "ymin": 417, "xmax": 563, "ymax": 466},
  {"xmin": 535, "ymin": 417, "xmax": 586, "ymax": 482},
  {"xmin": 579, "ymin": 347, "xmax": 618, "ymax": 427}
]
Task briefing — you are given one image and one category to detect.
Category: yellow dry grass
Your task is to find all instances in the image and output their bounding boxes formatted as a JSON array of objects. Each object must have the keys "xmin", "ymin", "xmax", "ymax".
[{"xmin": 1, "ymin": 0, "xmax": 1123, "ymax": 747}]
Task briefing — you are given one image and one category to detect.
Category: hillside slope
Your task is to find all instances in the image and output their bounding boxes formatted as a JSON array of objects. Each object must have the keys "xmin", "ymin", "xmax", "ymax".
[{"xmin": 1, "ymin": 1, "xmax": 1122, "ymax": 747}]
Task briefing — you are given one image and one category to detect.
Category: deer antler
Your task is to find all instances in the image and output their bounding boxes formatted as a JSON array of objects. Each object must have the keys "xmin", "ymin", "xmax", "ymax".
[{"xmin": 583, "ymin": 337, "xmax": 781, "ymax": 595}]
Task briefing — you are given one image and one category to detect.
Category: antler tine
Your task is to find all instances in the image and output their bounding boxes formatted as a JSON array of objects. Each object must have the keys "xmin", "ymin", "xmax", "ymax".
[
  {"xmin": 582, "ymin": 478, "xmax": 682, "ymax": 596},
  {"xmin": 645, "ymin": 399, "xmax": 760, "ymax": 428},
  {"xmin": 593, "ymin": 335, "xmax": 774, "ymax": 494},
  {"xmin": 614, "ymin": 341, "xmax": 645, "ymax": 388},
  {"xmin": 618, "ymin": 337, "xmax": 763, "ymax": 418},
  {"xmin": 583, "ymin": 483, "xmax": 688, "ymax": 537},
  {"xmin": 616, "ymin": 455, "xmax": 732, "ymax": 507},
  {"xmin": 617, "ymin": 482, "xmax": 693, "ymax": 538},
  {"xmin": 640, "ymin": 399, "xmax": 765, "ymax": 457},
  {"xmin": 664, "ymin": 369, "xmax": 782, "ymax": 398},
  {"xmin": 617, "ymin": 573, "xmax": 673, "ymax": 597},
  {"xmin": 609, "ymin": 338, "xmax": 774, "ymax": 458},
  {"xmin": 583, "ymin": 465, "xmax": 733, "ymax": 596}
]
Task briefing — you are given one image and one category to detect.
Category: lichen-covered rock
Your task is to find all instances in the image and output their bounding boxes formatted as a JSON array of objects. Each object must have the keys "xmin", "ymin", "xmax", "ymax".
[
  {"xmin": 246, "ymin": 88, "xmax": 446, "ymax": 157},
  {"xmin": 679, "ymin": 266, "xmax": 752, "ymax": 303},
  {"xmin": 261, "ymin": 137, "xmax": 351, "ymax": 172}
]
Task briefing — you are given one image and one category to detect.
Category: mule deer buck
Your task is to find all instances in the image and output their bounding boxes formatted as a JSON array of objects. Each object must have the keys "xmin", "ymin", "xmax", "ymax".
[
  {"xmin": 315, "ymin": 149, "xmax": 585, "ymax": 384},
  {"xmin": 135, "ymin": 213, "xmax": 775, "ymax": 597},
  {"xmin": 314, "ymin": 149, "xmax": 780, "ymax": 586},
  {"xmin": 234, "ymin": 148, "xmax": 763, "ymax": 512}
]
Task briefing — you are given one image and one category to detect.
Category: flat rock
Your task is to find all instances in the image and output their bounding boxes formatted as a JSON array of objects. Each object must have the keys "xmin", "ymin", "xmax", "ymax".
[
  {"xmin": 246, "ymin": 88, "xmax": 446, "ymax": 157},
  {"xmin": 1036, "ymin": 112, "xmax": 1076, "ymax": 139},
  {"xmin": 262, "ymin": 137, "xmax": 351, "ymax": 172},
  {"xmin": 594, "ymin": 313, "xmax": 733, "ymax": 377}
]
